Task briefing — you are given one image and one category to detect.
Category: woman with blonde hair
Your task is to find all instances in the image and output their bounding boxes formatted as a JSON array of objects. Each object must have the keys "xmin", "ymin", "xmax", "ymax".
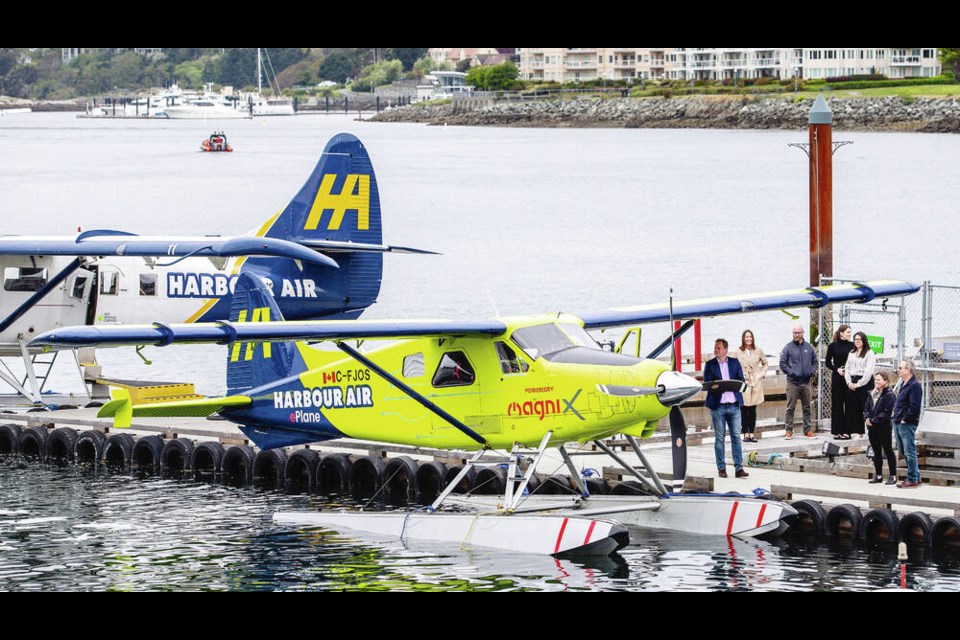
[
  {"xmin": 863, "ymin": 370, "xmax": 897, "ymax": 484},
  {"xmin": 731, "ymin": 329, "xmax": 768, "ymax": 443}
]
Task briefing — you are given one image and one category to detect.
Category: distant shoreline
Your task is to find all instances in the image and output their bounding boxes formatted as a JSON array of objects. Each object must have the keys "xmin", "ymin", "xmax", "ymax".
[{"xmin": 370, "ymin": 95, "xmax": 960, "ymax": 133}]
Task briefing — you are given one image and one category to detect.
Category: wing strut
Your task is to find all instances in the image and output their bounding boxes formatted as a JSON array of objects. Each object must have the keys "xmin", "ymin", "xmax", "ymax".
[
  {"xmin": 0, "ymin": 257, "xmax": 84, "ymax": 333},
  {"xmin": 646, "ymin": 319, "xmax": 696, "ymax": 360},
  {"xmin": 335, "ymin": 342, "xmax": 488, "ymax": 447}
]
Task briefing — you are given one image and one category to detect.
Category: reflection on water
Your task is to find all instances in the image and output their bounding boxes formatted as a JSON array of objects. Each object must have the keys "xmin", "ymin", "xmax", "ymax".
[{"xmin": 1, "ymin": 461, "xmax": 958, "ymax": 591}]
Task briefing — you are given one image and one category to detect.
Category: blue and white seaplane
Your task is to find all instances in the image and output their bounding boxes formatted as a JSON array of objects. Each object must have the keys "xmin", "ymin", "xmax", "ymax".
[
  {"xmin": 0, "ymin": 133, "xmax": 431, "ymax": 403},
  {"xmin": 31, "ymin": 274, "xmax": 920, "ymax": 556}
]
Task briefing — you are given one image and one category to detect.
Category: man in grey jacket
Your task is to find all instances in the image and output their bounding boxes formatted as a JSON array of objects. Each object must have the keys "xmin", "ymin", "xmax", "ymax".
[{"xmin": 779, "ymin": 323, "xmax": 818, "ymax": 438}]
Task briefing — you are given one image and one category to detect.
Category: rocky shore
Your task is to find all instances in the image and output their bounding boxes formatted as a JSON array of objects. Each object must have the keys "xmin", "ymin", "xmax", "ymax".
[{"xmin": 370, "ymin": 95, "xmax": 960, "ymax": 133}]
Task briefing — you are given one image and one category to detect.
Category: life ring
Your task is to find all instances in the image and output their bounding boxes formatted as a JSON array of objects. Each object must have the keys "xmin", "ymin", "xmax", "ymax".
[
  {"xmin": 860, "ymin": 507, "xmax": 900, "ymax": 545},
  {"xmin": 253, "ymin": 448, "xmax": 287, "ymax": 490},
  {"xmin": 221, "ymin": 445, "xmax": 255, "ymax": 487},
  {"xmin": 415, "ymin": 461, "xmax": 447, "ymax": 504},
  {"xmin": 789, "ymin": 499, "xmax": 828, "ymax": 535},
  {"xmin": 46, "ymin": 428, "xmax": 78, "ymax": 466},
  {"xmin": 18, "ymin": 426, "xmax": 50, "ymax": 460},
  {"xmin": 103, "ymin": 433, "xmax": 136, "ymax": 472},
  {"xmin": 0, "ymin": 423, "xmax": 22, "ymax": 454},
  {"xmin": 160, "ymin": 438, "xmax": 195, "ymax": 477},
  {"xmin": 931, "ymin": 516, "xmax": 960, "ymax": 551},
  {"xmin": 382, "ymin": 456, "xmax": 420, "ymax": 506},
  {"xmin": 132, "ymin": 435, "xmax": 165, "ymax": 474},
  {"xmin": 74, "ymin": 430, "xmax": 107, "ymax": 467},
  {"xmin": 349, "ymin": 455, "xmax": 385, "ymax": 501},
  {"xmin": 473, "ymin": 465, "xmax": 507, "ymax": 495},
  {"xmin": 317, "ymin": 453, "xmax": 351, "ymax": 496},
  {"xmin": 443, "ymin": 464, "xmax": 476, "ymax": 494},
  {"xmin": 191, "ymin": 441, "xmax": 224, "ymax": 482},
  {"xmin": 285, "ymin": 448, "xmax": 320, "ymax": 494},
  {"xmin": 825, "ymin": 503, "xmax": 863, "ymax": 539},
  {"xmin": 898, "ymin": 511, "xmax": 934, "ymax": 547}
]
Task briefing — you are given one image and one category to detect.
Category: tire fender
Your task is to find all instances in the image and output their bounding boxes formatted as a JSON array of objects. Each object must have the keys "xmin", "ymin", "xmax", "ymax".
[
  {"xmin": 415, "ymin": 461, "xmax": 447, "ymax": 505},
  {"xmin": 46, "ymin": 428, "xmax": 78, "ymax": 465},
  {"xmin": 382, "ymin": 456, "xmax": 420, "ymax": 506},
  {"xmin": 160, "ymin": 438, "xmax": 195, "ymax": 476},
  {"xmin": 350, "ymin": 455, "xmax": 385, "ymax": 501},
  {"xmin": 18, "ymin": 426, "xmax": 50, "ymax": 460},
  {"xmin": 104, "ymin": 433, "xmax": 136, "ymax": 471},
  {"xmin": 898, "ymin": 511, "xmax": 935, "ymax": 547},
  {"xmin": 74, "ymin": 430, "xmax": 107, "ymax": 467},
  {"xmin": 221, "ymin": 445, "xmax": 255, "ymax": 487},
  {"xmin": 285, "ymin": 449, "xmax": 321, "ymax": 494},
  {"xmin": 191, "ymin": 441, "xmax": 224, "ymax": 481},
  {"xmin": 931, "ymin": 516, "xmax": 960, "ymax": 551},
  {"xmin": 317, "ymin": 453, "xmax": 351, "ymax": 496},
  {"xmin": 860, "ymin": 508, "xmax": 900, "ymax": 544},
  {"xmin": 826, "ymin": 503, "xmax": 863, "ymax": 539},
  {"xmin": 253, "ymin": 448, "xmax": 288, "ymax": 489},
  {"xmin": 790, "ymin": 499, "xmax": 828, "ymax": 535},
  {"xmin": 132, "ymin": 435, "xmax": 165, "ymax": 473},
  {"xmin": 473, "ymin": 466, "xmax": 507, "ymax": 495},
  {"xmin": 0, "ymin": 423, "xmax": 22, "ymax": 454}
]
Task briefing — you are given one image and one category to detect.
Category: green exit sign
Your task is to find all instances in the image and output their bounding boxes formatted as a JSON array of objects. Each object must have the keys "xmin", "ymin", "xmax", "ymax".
[{"xmin": 867, "ymin": 335, "xmax": 884, "ymax": 354}]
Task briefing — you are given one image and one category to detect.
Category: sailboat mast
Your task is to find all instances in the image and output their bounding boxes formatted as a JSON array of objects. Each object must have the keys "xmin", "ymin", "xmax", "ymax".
[{"xmin": 257, "ymin": 48, "xmax": 263, "ymax": 95}]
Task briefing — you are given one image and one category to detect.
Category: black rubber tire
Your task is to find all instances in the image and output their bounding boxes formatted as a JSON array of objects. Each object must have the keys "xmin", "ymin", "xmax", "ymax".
[
  {"xmin": 45, "ymin": 427, "xmax": 78, "ymax": 466},
  {"xmin": 74, "ymin": 430, "xmax": 107, "ymax": 467},
  {"xmin": 443, "ymin": 464, "xmax": 476, "ymax": 494},
  {"xmin": 790, "ymin": 499, "xmax": 828, "ymax": 535},
  {"xmin": 103, "ymin": 433, "xmax": 135, "ymax": 472},
  {"xmin": 826, "ymin": 503, "xmax": 863, "ymax": 539},
  {"xmin": 860, "ymin": 508, "xmax": 900, "ymax": 544},
  {"xmin": 317, "ymin": 453, "xmax": 351, "ymax": 496},
  {"xmin": 132, "ymin": 435, "xmax": 165, "ymax": 474},
  {"xmin": 537, "ymin": 475, "xmax": 574, "ymax": 495},
  {"xmin": 253, "ymin": 448, "xmax": 288, "ymax": 490},
  {"xmin": 473, "ymin": 466, "xmax": 507, "ymax": 495},
  {"xmin": 610, "ymin": 480, "xmax": 647, "ymax": 496},
  {"xmin": 350, "ymin": 455, "xmax": 385, "ymax": 501},
  {"xmin": 931, "ymin": 516, "xmax": 960, "ymax": 552},
  {"xmin": 191, "ymin": 441, "xmax": 224, "ymax": 482},
  {"xmin": 160, "ymin": 438, "xmax": 195, "ymax": 478},
  {"xmin": 898, "ymin": 511, "xmax": 935, "ymax": 547},
  {"xmin": 585, "ymin": 477, "xmax": 609, "ymax": 496},
  {"xmin": 0, "ymin": 423, "xmax": 21, "ymax": 454},
  {"xmin": 221, "ymin": 445, "xmax": 255, "ymax": 487},
  {"xmin": 415, "ymin": 461, "xmax": 447, "ymax": 505},
  {"xmin": 382, "ymin": 456, "xmax": 420, "ymax": 506},
  {"xmin": 18, "ymin": 426, "xmax": 49, "ymax": 460},
  {"xmin": 285, "ymin": 449, "xmax": 321, "ymax": 494}
]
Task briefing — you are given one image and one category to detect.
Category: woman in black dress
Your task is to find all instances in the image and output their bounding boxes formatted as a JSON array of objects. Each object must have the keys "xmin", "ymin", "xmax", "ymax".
[{"xmin": 825, "ymin": 324, "xmax": 853, "ymax": 439}]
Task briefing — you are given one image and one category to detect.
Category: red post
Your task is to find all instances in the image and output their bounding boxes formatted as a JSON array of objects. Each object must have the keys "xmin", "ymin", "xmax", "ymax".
[
  {"xmin": 694, "ymin": 319, "xmax": 702, "ymax": 371},
  {"xmin": 673, "ymin": 320, "xmax": 682, "ymax": 372},
  {"xmin": 808, "ymin": 95, "xmax": 833, "ymax": 288}
]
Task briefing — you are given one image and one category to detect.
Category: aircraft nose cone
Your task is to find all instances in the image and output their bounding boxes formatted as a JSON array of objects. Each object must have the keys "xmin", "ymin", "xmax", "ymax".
[{"xmin": 656, "ymin": 371, "xmax": 702, "ymax": 406}]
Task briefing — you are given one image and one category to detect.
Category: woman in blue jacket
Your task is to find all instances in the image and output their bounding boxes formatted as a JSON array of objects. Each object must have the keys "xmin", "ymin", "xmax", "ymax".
[{"xmin": 863, "ymin": 370, "xmax": 897, "ymax": 485}]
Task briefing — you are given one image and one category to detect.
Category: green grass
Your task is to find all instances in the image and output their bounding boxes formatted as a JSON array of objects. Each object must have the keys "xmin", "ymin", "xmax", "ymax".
[{"xmin": 794, "ymin": 84, "xmax": 959, "ymax": 99}]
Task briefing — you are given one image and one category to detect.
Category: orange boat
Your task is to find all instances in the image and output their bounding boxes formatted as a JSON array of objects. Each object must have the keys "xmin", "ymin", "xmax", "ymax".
[{"xmin": 201, "ymin": 131, "xmax": 232, "ymax": 152}]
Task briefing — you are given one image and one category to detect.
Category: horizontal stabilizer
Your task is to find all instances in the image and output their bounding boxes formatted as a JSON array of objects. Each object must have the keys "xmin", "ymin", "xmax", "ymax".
[
  {"xmin": 298, "ymin": 239, "xmax": 438, "ymax": 255},
  {"xmin": 98, "ymin": 392, "xmax": 251, "ymax": 424}
]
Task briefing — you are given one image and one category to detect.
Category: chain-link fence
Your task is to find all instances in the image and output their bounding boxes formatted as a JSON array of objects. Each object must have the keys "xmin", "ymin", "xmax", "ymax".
[{"xmin": 815, "ymin": 278, "xmax": 960, "ymax": 427}]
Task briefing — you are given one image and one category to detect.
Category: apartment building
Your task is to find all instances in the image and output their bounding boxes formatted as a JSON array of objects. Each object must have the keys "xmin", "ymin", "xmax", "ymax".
[{"xmin": 518, "ymin": 48, "xmax": 941, "ymax": 82}]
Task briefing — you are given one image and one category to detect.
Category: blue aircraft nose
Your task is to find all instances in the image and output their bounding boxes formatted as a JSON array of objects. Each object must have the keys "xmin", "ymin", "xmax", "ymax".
[{"xmin": 655, "ymin": 371, "xmax": 702, "ymax": 406}]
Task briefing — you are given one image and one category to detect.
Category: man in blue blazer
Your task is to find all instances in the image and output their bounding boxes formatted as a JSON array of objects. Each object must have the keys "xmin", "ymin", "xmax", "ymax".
[{"xmin": 703, "ymin": 338, "xmax": 748, "ymax": 478}]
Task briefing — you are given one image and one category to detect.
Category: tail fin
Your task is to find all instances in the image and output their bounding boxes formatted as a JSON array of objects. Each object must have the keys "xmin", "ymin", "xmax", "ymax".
[
  {"xmin": 238, "ymin": 133, "xmax": 383, "ymax": 320},
  {"xmin": 226, "ymin": 273, "xmax": 306, "ymax": 395}
]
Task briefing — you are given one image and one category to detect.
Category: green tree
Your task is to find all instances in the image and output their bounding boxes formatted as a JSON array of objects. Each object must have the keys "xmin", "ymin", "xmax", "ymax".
[
  {"xmin": 484, "ymin": 61, "xmax": 518, "ymax": 90},
  {"xmin": 412, "ymin": 56, "xmax": 435, "ymax": 79},
  {"xmin": 174, "ymin": 60, "xmax": 205, "ymax": 89},
  {"xmin": 350, "ymin": 59, "xmax": 403, "ymax": 92},
  {"xmin": 110, "ymin": 51, "xmax": 145, "ymax": 90},
  {"xmin": 940, "ymin": 48, "xmax": 960, "ymax": 80},
  {"xmin": 318, "ymin": 49, "xmax": 370, "ymax": 84},
  {"xmin": 386, "ymin": 48, "xmax": 428, "ymax": 70}
]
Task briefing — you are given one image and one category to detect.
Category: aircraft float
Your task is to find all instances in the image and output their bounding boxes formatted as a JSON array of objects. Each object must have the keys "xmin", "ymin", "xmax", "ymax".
[
  {"xmin": 0, "ymin": 133, "xmax": 430, "ymax": 403},
  {"xmin": 32, "ymin": 275, "xmax": 920, "ymax": 556}
]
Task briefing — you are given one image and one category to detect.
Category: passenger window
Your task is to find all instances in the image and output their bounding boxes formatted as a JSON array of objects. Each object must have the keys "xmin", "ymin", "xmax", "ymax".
[
  {"xmin": 71, "ymin": 275, "xmax": 88, "ymax": 300},
  {"xmin": 495, "ymin": 341, "xmax": 528, "ymax": 374},
  {"xmin": 100, "ymin": 272, "xmax": 119, "ymax": 296},
  {"xmin": 403, "ymin": 352, "xmax": 425, "ymax": 378},
  {"xmin": 431, "ymin": 351, "xmax": 475, "ymax": 388},
  {"xmin": 3, "ymin": 267, "xmax": 48, "ymax": 292},
  {"xmin": 140, "ymin": 273, "xmax": 157, "ymax": 296}
]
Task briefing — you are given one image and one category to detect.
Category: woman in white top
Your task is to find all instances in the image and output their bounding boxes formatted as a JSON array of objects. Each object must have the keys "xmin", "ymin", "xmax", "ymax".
[
  {"xmin": 731, "ymin": 329, "xmax": 768, "ymax": 443},
  {"xmin": 843, "ymin": 331, "xmax": 876, "ymax": 439}
]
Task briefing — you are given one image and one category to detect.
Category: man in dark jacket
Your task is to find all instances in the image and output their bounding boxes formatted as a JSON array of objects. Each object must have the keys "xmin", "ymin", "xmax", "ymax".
[
  {"xmin": 893, "ymin": 359, "xmax": 923, "ymax": 488},
  {"xmin": 703, "ymin": 338, "xmax": 748, "ymax": 478},
  {"xmin": 779, "ymin": 323, "xmax": 818, "ymax": 438}
]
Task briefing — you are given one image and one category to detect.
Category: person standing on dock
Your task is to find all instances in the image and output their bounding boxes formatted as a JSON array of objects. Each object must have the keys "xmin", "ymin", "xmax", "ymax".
[
  {"xmin": 844, "ymin": 331, "xmax": 876, "ymax": 440},
  {"xmin": 731, "ymin": 329, "xmax": 768, "ymax": 443},
  {"xmin": 825, "ymin": 324, "xmax": 854, "ymax": 440},
  {"xmin": 893, "ymin": 360, "xmax": 923, "ymax": 488},
  {"xmin": 779, "ymin": 323, "xmax": 818, "ymax": 439},
  {"xmin": 704, "ymin": 338, "xmax": 748, "ymax": 478},
  {"xmin": 864, "ymin": 370, "xmax": 898, "ymax": 485}
]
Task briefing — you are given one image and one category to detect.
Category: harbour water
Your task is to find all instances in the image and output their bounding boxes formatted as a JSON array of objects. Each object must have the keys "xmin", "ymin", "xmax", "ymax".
[{"xmin": 1, "ymin": 111, "xmax": 959, "ymax": 591}]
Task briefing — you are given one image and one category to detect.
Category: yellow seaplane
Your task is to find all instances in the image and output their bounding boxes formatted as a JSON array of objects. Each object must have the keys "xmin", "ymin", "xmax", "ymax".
[{"xmin": 32, "ymin": 275, "xmax": 919, "ymax": 556}]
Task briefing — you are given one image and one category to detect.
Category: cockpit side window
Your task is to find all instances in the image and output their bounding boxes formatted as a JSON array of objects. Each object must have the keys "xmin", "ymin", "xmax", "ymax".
[
  {"xmin": 3, "ymin": 267, "xmax": 48, "ymax": 292},
  {"xmin": 431, "ymin": 351, "xmax": 475, "ymax": 387},
  {"xmin": 495, "ymin": 341, "xmax": 528, "ymax": 374},
  {"xmin": 71, "ymin": 275, "xmax": 89, "ymax": 300}
]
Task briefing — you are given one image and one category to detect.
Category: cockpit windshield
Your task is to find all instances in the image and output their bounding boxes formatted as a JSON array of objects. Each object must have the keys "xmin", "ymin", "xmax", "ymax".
[{"xmin": 512, "ymin": 322, "xmax": 638, "ymax": 366}]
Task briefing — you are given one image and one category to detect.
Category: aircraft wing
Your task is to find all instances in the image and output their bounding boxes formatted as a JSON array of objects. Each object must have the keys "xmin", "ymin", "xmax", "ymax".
[
  {"xmin": 578, "ymin": 280, "xmax": 920, "ymax": 330},
  {"xmin": 31, "ymin": 319, "xmax": 508, "ymax": 349},
  {"xmin": 0, "ymin": 231, "xmax": 338, "ymax": 268}
]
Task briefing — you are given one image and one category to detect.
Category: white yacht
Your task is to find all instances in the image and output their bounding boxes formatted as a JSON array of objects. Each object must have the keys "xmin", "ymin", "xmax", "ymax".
[
  {"xmin": 248, "ymin": 48, "xmax": 296, "ymax": 116},
  {"xmin": 162, "ymin": 95, "xmax": 251, "ymax": 120}
]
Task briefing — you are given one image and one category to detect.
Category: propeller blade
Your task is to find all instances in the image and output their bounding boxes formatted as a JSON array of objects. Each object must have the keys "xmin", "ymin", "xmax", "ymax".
[
  {"xmin": 669, "ymin": 406, "xmax": 687, "ymax": 493},
  {"xmin": 702, "ymin": 379, "xmax": 746, "ymax": 394},
  {"xmin": 596, "ymin": 384, "xmax": 663, "ymax": 397}
]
